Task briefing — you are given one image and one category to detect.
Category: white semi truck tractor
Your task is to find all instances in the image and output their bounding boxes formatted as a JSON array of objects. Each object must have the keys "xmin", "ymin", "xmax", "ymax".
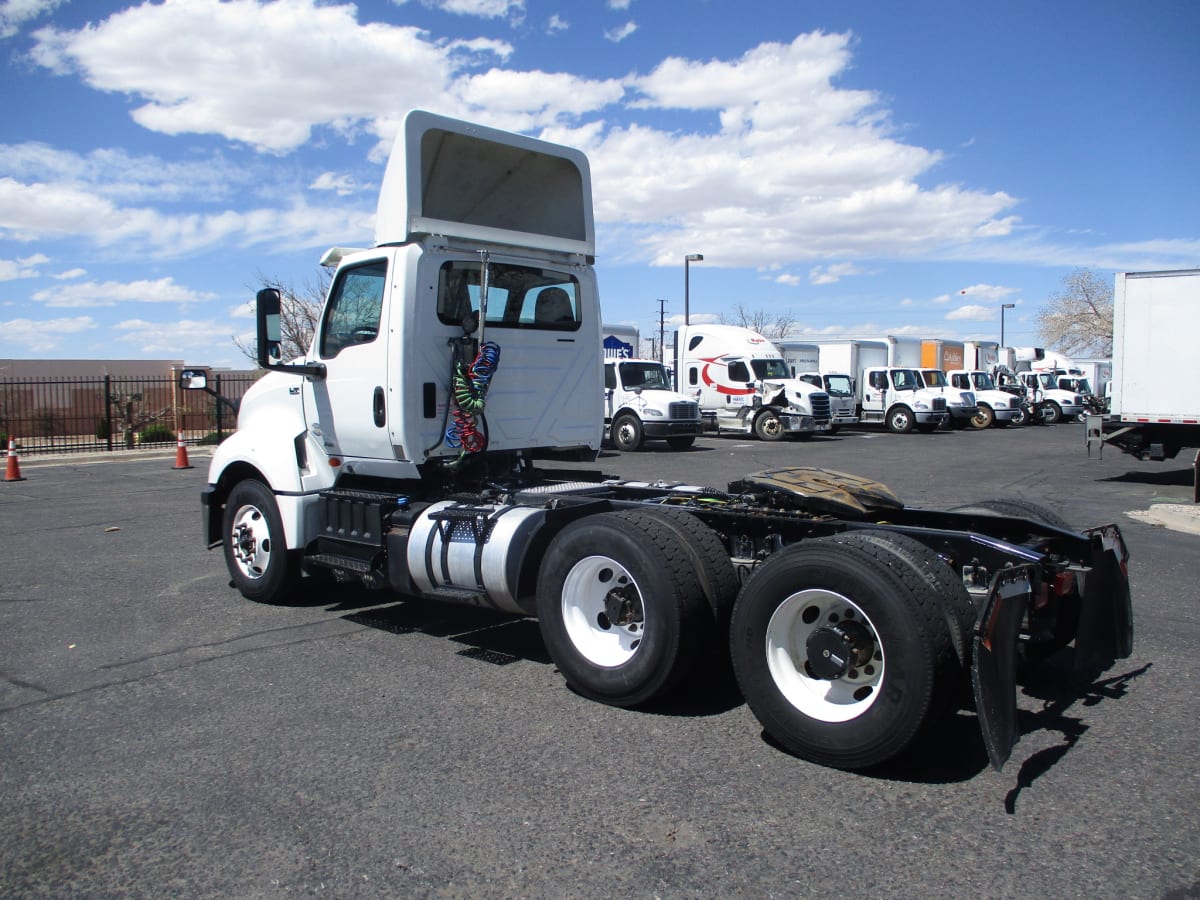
[{"xmin": 192, "ymin": 110, "xmax": 1132, "ymax": 772}]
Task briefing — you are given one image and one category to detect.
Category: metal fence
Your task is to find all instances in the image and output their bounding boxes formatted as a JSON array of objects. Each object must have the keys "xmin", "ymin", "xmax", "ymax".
[{"xmin": 0, "ymin": 373, "xmax": 262, "ymax": 456}]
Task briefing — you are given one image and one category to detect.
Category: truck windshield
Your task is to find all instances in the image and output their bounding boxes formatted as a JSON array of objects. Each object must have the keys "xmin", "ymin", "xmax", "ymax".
[
  {"xmin": 436, "ymin": 260, "xmax": 580, "ymax": 331},
  {"xmin": 618, "ymin": 362, "xmax": 671, "ymax": 389},
  {"xmin": 751, "ymin": 359, "xmax": 791, "ymax": 379},
  {"xmin": 922, "ymin": 370, "xmax": 948, "ymax": 388},
  {"xmin": 970, "ymin": 372, "xmax": 997, "ymax": 391},
  {"xmin": 891, "ymin": 369, "xmax": 919, "ymax": 391},
  {"xmin": 823, "ymin": 374, "xmax": 853, "ymax": 396}
]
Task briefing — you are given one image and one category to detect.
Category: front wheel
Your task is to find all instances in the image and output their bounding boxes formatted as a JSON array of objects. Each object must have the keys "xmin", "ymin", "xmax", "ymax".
[
  {"xmin": 611, "ymin": 413, "xmax": 644, "ymax": 451},
  {"xmin": 730, "ymin": 535, "xmax": 958, "ymax": 770},
  {"xmin": 886, "ymin": 406, "xmax": 914, "ymax": 434},
  {"xmin": 753, "ymin": 410, "xmax": 785, "ymax": 441},
  {"xmin": 971, "ymin": 404, "xmax": 995, "ymax": 429},
  {"xmin": 536, "ymin": 511, "xmax": 710, "ymax": 707},
  {"xmin": 222, "ymin": 479, "xmax": 300, "ymax": 603},
  {"xmin": 1042, "ymin": 401, "xmax": 1063, "ymax": 425}
]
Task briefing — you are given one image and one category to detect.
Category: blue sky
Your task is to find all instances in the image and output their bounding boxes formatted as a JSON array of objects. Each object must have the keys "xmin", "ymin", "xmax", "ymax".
[{"xmin": 1, "ymin": 0, "xmax": 1197, "ymax": 367}]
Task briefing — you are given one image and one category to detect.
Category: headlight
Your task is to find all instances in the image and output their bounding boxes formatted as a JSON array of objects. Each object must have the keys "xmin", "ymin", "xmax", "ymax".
[
  {"xmin": 994, "ymin": 399, "xmax": 1008, "ymax": 408},
  {"xmin": 914, "ymin": 401, "xmax": 929, "ymax": 410},
  {"xmin": 643, "ymin": 408, "xmax": 663, "ymax": 417}
]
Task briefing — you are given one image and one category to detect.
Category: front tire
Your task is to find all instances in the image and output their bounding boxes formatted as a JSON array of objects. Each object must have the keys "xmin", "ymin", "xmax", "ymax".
[
  {"xmin": 753, "ymin": 410, "xmax": 784, "ymax": 441},
  {"xmin": 611, "ymin": 413, "xmax": 643, "ymax": 451},
  {"xmin": 1042, "ymin": 401, "xmax": 1063, "ymax": 424},
  {"xmin": 887, "ymin": 406, "xmax": 915, "ymax": 434},
  {"xmin": 730, "ymin": 535, "xmax": 958, "ymax": 770},
  {"xmin": 222, "ymin": 479, "xmax": 300, "ymax": 603},
  {"xmin": 971, "ymin": 404, "xmax": 995, "ymax": 429},
  {"xmin": 536, "ymin": 511, "xmax": 709, "ymax": 707}
]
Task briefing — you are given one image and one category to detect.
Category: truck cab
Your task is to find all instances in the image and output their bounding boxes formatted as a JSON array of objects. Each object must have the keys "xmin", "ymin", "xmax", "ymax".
[
  {"xmin": 946, "ymin": 369, "xmax": 1020, "ymax": 428},
  {"xmin": 916, "ymin": 368, "xmax": 978, "ymax": 429},
  {"xmin": 604, "ymin": 357, "xmax": 702, "ymax": 451},
  {"xmin": 676, "ymin": 324, "xmax": 831, "ymax": 441},
  {"xmin": 797, "ymin": 372, "xmax": 858, "ymax": 431},
  {"xmin": 1019, "ymin": 371, "xmax": 1085, "ymax": 424},
  {"xmin": 858, "ymin": 367, "xmax": 949, "ymax": 433}
]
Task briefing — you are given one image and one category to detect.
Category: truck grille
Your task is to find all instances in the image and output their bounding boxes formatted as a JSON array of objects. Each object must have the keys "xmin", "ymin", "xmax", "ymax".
[
  {"xmin": 931, "ymin": 397, "xmax": 947, "ymax": 411},
  {"xmin": 808, "ymin": 392, "xmax": 831, "ymax": 423},
  {"xmin": 669, "ymin": 401, "xmax": 700, "ymax": 421}
]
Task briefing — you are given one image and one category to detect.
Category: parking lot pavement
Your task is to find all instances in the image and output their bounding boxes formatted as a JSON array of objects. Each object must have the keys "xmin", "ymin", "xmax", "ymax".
[{"xmin": 2, "ymin": 422, "xmax": 1198, "ymax": 897}]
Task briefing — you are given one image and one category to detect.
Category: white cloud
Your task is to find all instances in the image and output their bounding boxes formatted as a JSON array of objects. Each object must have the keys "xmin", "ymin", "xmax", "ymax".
[
  {"xmin": 113, "ymin": 317, "xmax": 237, "ymax": 355},
  {"xmin": 774, "ymin": 273, "xmax": 803, "ymax": 287},
  {"xmin": 809, "ymin": 262, "xmax": 864, "ymax": 285},
  {"xmin": 956, "ymin": 283, "xmax": 1020, "ymax": 301},
  {"xmin": 309, "ymin": 172, "xmax": 360, "ymax": 196},
  {"xmin": 607, "ymin": 0, "xmax": 632, "ymax": 9},
  {"xmin": 0, "ymin": 0, "xmax": 64, "ymax": 38},
  {"xmin": 53, "ymin": 267, "xmax": 86, "ymax": 280},
  {"xmin": 0, "ymin": 253, "xmax": 49, "ymax": 280},
  {"xmin": 31, "ymin": 0, "xmax": 484, "ymax": 153},
  {"xmin": 423, "ymin": 0, "xmax": 524, "ymax": 18},
  {"xmin": 546, "ymin": 14, "xmax": 568, "ymax": 33},
  {"xmin": 605, "ymin": 20, "xmax": 637, "ymax": 42},
  {"xmin": 0, "ymin": 314, "xmax": 95, "ymax": 352},
  {"xmin": 31, "ymin": 277, "xmax": 218, "ymax": 309},
  {"xmin": 945, "ymin": 304, "xmax": 996, "ymax": 322}
]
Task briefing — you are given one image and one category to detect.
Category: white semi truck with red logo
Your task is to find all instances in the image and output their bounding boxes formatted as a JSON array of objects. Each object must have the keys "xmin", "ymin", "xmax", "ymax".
[{"xmin": 674, "ymin": 324, "xmax": 832, "ymax": 440}]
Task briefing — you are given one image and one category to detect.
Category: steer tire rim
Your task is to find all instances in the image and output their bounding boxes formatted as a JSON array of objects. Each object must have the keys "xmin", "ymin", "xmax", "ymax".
[
  {"xmin": 561, "ymin": 555, "xmax": 645, "ymax": 667},
  {"xmin": 229, "ymin": 503, "xmax": 272, "ymax": 581},
  {"xmin": 765, "ymin": 588, "xmax": 884, "ymax": 723}
]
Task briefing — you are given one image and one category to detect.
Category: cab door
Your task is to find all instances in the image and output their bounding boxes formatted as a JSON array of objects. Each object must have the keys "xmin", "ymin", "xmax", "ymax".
[{"xmin": 302, "ymin": 255, "xmax": 396, "ymax": 462}]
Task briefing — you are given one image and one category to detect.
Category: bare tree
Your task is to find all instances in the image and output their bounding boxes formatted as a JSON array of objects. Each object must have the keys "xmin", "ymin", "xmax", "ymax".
[
  {"xmin": 1036, "ymin": 268, "xmax": 1114, "ymax": 357},
  {"xmin": 234, "ymin": 269, "xmax": 330, "ymax": 363},
  {"xmin": 718, "ymin": 303, "xmax": 798, "ymax": 341}
]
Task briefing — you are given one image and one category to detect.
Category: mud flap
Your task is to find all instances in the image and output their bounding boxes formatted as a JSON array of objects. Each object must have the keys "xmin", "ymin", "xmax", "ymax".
[
  {"xmin": 971, "ymin": 565, "xmax": 1035, "ymax": 771},
  {"xmin": 1076, "ymin": 525, "xmax": 1134, "ymax": 670}
]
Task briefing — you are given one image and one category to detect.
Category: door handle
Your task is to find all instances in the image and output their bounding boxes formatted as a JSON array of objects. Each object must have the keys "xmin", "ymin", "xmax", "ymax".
[{"xmin": 373, "ymin": 386, "xmax": 386, "ymax": 427}]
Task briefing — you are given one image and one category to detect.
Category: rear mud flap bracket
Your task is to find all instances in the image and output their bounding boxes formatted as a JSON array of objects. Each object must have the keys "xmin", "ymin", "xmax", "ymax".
[{"xmin": 971, "ymin": 565, "xmax": 1035, "ymax": 771}]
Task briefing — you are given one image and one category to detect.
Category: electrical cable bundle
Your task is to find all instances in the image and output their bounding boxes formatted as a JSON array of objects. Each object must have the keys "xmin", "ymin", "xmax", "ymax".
[{"xmin": 446, "ymin": 340, "xmax": 501, "ymax": 455}]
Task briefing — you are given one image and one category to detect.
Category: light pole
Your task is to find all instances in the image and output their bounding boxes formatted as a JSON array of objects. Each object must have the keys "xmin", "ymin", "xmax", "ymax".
[
  {"xmin": 1000, "ymin": 303, "xmax": 1016, "ymax": 347},
  {"xmin": 684, "ymin": 254, "xmax": 703, "ymax": 325}
]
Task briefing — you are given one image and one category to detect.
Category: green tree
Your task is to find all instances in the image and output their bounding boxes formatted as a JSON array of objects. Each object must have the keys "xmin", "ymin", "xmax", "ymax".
[{"xmin": 1036, "ymin": 268, "xmax": 1114, "ymax": 357}]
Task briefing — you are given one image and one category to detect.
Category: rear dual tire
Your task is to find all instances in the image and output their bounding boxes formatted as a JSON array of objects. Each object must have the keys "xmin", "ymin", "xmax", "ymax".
[{"xmin": 730, "ymin": 532, "xmax": 964, "ymax": 770}]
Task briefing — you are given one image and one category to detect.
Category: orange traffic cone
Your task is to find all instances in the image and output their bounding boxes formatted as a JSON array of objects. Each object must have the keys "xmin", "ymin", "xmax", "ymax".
[
  {"xmin": 4, "ymin": 438, "xmax": 24, "ymax": 482},
  {"xmin": 173, "ymin": 432, "xmax": 193, "ymax": 470}
]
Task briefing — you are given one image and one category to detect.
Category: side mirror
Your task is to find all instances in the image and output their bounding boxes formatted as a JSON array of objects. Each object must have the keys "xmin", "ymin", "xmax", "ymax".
[
  {"xmin": 179, "ymin": 368, "xmax": 209, "ymax": 390},
  {"xmin": 255, "ymin": 288, "xmax": 326, "ymax": 380},
  {"xmin": 256, "ymin": 288, "xmax": 284, "ymax": 368}
]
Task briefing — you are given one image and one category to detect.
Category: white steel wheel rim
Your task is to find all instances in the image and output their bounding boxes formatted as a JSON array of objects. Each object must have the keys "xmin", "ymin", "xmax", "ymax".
[
  {"xmin": 229, "ymin": 503, "xmax": 273, "ymax": 580},
  {"xmin": 615, "ymin": 420, "xmax": 637, "ymax": 446},
  {"xmin": 561, "ymin": 555, "xmax": 644, "ymax": 667},
  {"xmin": 765, "ymin": 588, "xmax": 884, "ymax": 723}
]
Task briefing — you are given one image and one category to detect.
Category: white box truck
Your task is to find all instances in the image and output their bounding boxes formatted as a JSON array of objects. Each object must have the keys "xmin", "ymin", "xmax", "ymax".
[
  {"xmin": 812, "ymin": 339, "xmax": 950, "ymax": 433},
  {"xmin": 186, "ymin": 109, "xmax": 1132, "ymax": 773},
  {"xmin": 1090, "ymin": 269, "xmax": 1200, "ymax": 497},
  {"xmin": 674, "ymin": 324, "xmax": 831, "ymax": 440}
]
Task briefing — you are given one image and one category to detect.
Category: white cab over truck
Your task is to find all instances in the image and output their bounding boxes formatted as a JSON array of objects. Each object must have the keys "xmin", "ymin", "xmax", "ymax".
[
  {"xmin": 917, "ymin": 339, "xmax": 979, "ymax": 429},
  {"xmin": 1090, "ymin": 269, "xmax": 1200, "ymax": 498},
  {"xmin": 191, "ymin": 110, "xmax": 1132, "ymax": 773},
  {"xmin": 777, "ymin": 339, "xmax": 859, "ymax": 431},
  {"xmin": 603, "ymin": 356, "xmax": 702, "ymax": 451},
  {"xmin": 812, "ymin": 339, "xmax": 950, "ymax": 433},
  {"xmin": 675, "ymin": 324, "xmax": 831, "ymax": 441}
]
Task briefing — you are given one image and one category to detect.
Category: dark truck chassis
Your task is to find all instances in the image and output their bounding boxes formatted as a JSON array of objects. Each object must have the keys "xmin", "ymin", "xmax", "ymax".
[{"xmin": 202, "ymin": 458, "xmax": 1132, "ymax": 772}]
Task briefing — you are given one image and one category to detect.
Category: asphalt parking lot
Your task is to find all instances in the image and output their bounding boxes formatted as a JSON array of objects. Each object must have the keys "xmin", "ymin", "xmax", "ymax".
[{"xmin": 2, "ymin": 421, "xmax": 1198, "ymax": 897}]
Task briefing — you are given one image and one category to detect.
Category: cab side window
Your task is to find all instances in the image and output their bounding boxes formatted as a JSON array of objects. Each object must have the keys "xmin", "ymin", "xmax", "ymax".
[
  {"xmin": 320, "ymin": 261, "xmax": 386, "ymax": 358},
  {"xmin": 728, "ymin": 362, "xmax": 751, "ymax": 382}
]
